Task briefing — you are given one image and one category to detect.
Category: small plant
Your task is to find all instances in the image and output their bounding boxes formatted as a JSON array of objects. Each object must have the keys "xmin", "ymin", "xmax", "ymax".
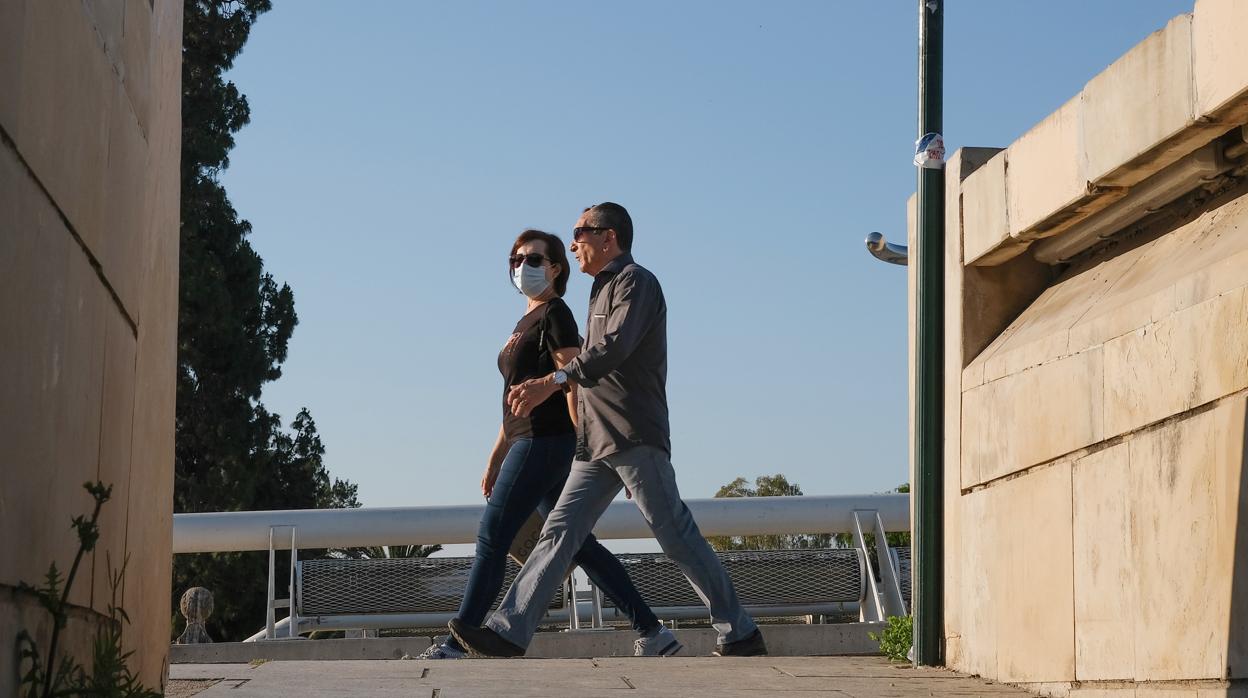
[
  {"xmin": 869, "ymin": 614, "xmax": 914, "ymax": 662},
  {"xmin": 14, "ymin": 481, "xmax": 160, "ymax": 698}
]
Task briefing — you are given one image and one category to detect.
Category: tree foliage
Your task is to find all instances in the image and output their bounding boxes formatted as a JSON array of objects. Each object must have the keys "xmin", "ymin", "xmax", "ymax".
[
  {"xmin": 706, "ymin": 474, "xmax": 833, "ymax": 551},
  {"xmin": 173, "ymin": 0, "xmax": 359, "ymax": 642}
]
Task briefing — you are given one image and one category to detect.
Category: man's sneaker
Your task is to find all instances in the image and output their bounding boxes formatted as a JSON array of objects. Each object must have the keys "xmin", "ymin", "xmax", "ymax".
[
  {"xmin": 633, "ymin": 624, "xmax": 683, "ymax": 657},
  {"xmin": 415, "ymin": 636, "xmax": 465, "ymax": 660},
  {"xmin": 448, "ymin": 618, "xmax": 526, "ymax": 658},
  {"xmin": 713, "ymin": 629, "xmax": 768, "ymax": 657}
]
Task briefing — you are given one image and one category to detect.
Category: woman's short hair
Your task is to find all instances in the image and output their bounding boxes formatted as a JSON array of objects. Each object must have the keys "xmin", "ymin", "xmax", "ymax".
[{"xmin": 511, "ymin": 229, "xmax": 571, "ymax": 297}]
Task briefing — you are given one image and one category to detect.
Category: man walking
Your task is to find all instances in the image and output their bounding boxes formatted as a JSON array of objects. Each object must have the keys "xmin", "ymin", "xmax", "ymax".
[{"xmin": 450, "ymin": 202, "xmax": 766, "ymax": 657}]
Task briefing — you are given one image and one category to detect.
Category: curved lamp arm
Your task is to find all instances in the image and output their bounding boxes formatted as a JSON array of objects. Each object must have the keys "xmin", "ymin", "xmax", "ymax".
[{"xmin": 865, "ymin": 232, "xmax": 908, "ymax": 266}]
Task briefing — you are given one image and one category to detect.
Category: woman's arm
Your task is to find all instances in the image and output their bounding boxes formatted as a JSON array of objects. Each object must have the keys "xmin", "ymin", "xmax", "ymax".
[
  {"xmin": 481, "ymin": 423, "xmax": 508, "ymax": 498},
  {"xmin": 553, "ymin": 347, "xmax": 580, "ymax": 427}
]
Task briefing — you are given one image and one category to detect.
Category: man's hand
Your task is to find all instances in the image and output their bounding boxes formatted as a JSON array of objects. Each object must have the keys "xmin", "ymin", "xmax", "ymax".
[{"xmin": 506, "ymin": 375, "xmax": 561, "ymax": 417}]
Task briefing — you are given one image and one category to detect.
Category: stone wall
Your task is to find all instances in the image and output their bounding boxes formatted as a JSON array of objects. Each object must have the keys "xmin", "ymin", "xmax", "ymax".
[
  {"xmin": 913, "ymin": 0, "xmax": 1248, "ymax": 694},
  {"xmin": 0, "ymin": 0, "xmax": 182, "ymax": 692}
]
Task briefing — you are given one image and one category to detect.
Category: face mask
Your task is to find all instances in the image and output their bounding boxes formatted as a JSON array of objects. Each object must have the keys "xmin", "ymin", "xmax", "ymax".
[{"xmin": 512, "ymin": 263, "xmax": 551, "ymax": 299}]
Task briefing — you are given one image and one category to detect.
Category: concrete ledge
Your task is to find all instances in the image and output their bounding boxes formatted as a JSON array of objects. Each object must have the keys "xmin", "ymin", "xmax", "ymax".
[{"xmin": 170, "ymin": 623, "xmax": 885, "ymax": 663}]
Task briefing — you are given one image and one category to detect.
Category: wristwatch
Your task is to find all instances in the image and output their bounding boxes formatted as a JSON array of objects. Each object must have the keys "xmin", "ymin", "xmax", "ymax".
[{"xmin": 552, "ymin": 370, "xmax": 568, "ymax": 385}]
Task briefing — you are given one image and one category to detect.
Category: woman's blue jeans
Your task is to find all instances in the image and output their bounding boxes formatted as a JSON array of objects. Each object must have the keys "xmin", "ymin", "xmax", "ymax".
[{"xmin": 451, "ymin": 433, "xmax": 659, "ymax": 646}]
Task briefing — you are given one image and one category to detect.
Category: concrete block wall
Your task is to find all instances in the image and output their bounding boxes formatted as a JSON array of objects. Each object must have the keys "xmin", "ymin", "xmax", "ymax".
[
  {"xmin": 915, "ymin": 0, "xmax": 1248, "ymax": 694},
  {"xmin": 962, "ymin": 0, "xmax": 1248, "ymax": 267},
  {"xmin": 0, "ymin": 0, "xmax": 182, "ymax": 693}
]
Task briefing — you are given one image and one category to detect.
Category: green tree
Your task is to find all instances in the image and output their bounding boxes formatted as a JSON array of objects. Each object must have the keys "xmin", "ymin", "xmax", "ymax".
[
  {"xmin": 706, "ymin": 474, "xmax": 833, "ymax": 551},
  {"xmin": 173, "ymin": 0, "xmax": 360, "ymax": 642}
]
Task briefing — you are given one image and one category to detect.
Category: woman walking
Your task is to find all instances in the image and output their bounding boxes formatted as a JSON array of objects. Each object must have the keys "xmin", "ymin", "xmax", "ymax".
[{"xmin": 419, "ymin": 230, "xmax": 679, "ymax": 659}]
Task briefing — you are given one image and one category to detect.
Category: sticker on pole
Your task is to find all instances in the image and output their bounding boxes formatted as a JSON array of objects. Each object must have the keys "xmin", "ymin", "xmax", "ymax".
[{"xmin": 914, "ymin": 132, "xmax": 945, "ymax": 169}]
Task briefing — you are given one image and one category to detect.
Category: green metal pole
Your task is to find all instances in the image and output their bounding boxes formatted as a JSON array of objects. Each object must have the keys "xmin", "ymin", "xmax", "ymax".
[{"xmin": 914, "ymin": 0, "xmax": 945, "ymax": 667}]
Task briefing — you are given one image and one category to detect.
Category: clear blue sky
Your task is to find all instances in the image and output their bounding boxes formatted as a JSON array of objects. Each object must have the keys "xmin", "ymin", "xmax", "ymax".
[{"xmin": 220, "ymin": 0, "xmax": 1194, "ymax": 528}]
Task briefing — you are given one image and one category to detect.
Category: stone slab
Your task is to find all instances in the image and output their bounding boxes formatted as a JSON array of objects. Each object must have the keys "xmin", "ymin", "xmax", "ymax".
[
  {"xmin": 0, "ymin": 0, "xmax": 25, "ymax": 135},
  {"xmin": 1127, "ymin": 397, "xmax": 1245, "ymax": 681},
  {"xmin": 0, "ymin": 141, "xmax": 108, "ymax": 607},
  {"xmin": 1103, "ymin": 286, "xmax": 1248, "ymax": 438},
  {"xmin": 91, "ymin": 305, "xmax": 137, "ymax": 615},
  {"xmin": 16, "ymin": 0, "xmax": 115, "ymax": 253},
  {"xmin": 1193, "ymin": 0, "xmax": 1248, "ymax": 121},
  {"xmin": 963, "ymin": 151, "xmax": 1010, "ymax": 265},
  {"xmin": 1072, "ymin": 444, "xmax": 1136, "ymax": 681},
  {"xmin": 991, "ymin": 463, "xmax": 1076, "ymax": 684},
  {"xmin": 167, "ymin": 656, "xmax": 1038, "ymax": 697},
  {"xmin": 961, "ymin": 349, "xmax": 1104, "ymax": 486},
  {"xmin": 1081, "ymin": 15, "xmax": 1220, "ymax": 188},
  {"xmin": 121, "ymin": 0, "xmax": 153, "ymax": 134},
  {"xmin": 1006, "ymin": 96, "xmax": 1090, "ymax": 242}
]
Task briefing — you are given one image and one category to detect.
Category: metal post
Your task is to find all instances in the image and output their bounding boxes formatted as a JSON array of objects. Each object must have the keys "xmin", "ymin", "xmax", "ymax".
[{"xmin": 915, "ymin": 0, "xmax": 946, "ymax": 667}]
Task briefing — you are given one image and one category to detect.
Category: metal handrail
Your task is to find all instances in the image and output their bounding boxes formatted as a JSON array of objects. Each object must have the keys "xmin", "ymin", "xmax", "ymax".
[
  {"xmin": 865, "ymin": 232, "xmax": 908, "ymax": 265},
  {"xmin": 173, "ymin": 494, "xmax": 910, "ymax": 554}
]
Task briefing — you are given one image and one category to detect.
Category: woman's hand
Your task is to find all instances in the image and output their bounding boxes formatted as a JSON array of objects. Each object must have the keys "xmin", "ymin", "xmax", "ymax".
[
  {"xmin": 481, "ymin": 464, "xmax": 500, "ymax": 499},
  {"xmin": 507, "ymin": 376, "xmax": 561, "ymax": 417}
]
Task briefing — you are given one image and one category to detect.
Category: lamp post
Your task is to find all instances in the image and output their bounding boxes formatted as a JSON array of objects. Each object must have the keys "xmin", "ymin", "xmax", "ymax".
[{"xmin": 913, "ymin": 0, "xmax": 945, "ymax": 668}]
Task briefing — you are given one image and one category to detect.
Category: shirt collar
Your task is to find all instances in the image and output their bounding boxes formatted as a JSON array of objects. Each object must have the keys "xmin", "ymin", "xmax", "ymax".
[{"xmin": 598, "ymin": 253, "xmax": 634, "ymax": 277}]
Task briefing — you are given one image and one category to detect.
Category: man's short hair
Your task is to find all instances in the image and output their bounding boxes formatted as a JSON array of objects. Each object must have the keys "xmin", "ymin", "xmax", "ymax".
[{"xmin": 583, "ymin": 202, "xmax": 634, "ymax": 252}]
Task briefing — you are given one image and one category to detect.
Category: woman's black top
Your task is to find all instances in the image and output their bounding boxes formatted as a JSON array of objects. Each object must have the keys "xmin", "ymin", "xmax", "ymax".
[{"xmin": 497, "ymin": 298, "xmax": 580, "ymax": 441}]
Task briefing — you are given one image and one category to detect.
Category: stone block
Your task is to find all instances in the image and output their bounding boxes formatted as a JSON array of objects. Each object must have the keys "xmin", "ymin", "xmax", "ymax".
[
  {"xmin": 0, "ymin": 0, "xmax": 25, "ymax": 135},
  {"xmin": 992, "ymin": 463, "xmax": 1076, "ymax": 684},
  {"xmin": 102, "ymin": 83, "xmax": 149, "ymax": 319},
  {"xmin": 962, "ymin": 258, "xmax": 1053, "ymax": 369},
  {"xmin": 1072, "ymin": 444, "xmax": 1136, "ymax": 681},
  {"xmin": 83, "ymin": 0, "xmax": 126, "ymax": 63},
  {"xmin": 963, "ymin": 151, "xmax": 1010, "ymax": 264},
  {"xmin": 982, "ymin": 329, "xmax": 1070, "ymax": 384},
  {"xmin": 121, "ymin": 0, "xmax": 153, "ymax": 133},
  {"xmin": 1007, "ymin": 96, "xmax": 1105, "ymax": 242},
  {"xmin": 956, "ymin": 486, "xmax": 997, "ymax": 679},
  {"xmin": 0, "ymin": 143, "xmax": 109, "ymax": 607},
  {"xmin": 92, "ymin": 306, "xmax": 137, "ymax": 616},
  {"xmin": 1066, "ymin": 189, "xmax": 1248, "ymax": 353},
  {"xmin": 962, "ymin": 348, "xmax": 1104, "ymax": 486},
  {"xmin": 1127, "ymin": 398, "xmax": 1244, "ymax": 681},
  {"xmin": 1103, "ymin": 286, "xmax": 1248, "ymax": 438},
  {"xmin": 123, "ymin": 0, "xmax": 182, "ymax": 673},
  {"xmin": 16, "ymin": 0, "xmax": 117, "ymax": 254},
  {"xmin": 1082, "ymin": 15, "xmax": 1221, "ymax": 188},
  {"xmin": 1193, "ymin": 0, "xmax": 1248, "ymax": 122}
]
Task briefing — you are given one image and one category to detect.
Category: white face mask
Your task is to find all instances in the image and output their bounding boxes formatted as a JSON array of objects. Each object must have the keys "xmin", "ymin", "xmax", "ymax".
[{"xmin": 512, "ymin": 263, "xmax": 551, "ymax": 299}]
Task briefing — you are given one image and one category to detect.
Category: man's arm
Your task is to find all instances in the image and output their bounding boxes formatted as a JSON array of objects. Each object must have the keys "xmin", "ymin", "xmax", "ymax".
[{"xmin": 561, "ymin": 268, "xmax": 660, "ymax": 388}]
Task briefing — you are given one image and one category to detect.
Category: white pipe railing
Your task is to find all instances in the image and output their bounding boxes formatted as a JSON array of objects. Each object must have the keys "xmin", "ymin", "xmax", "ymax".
[{"xmin": 173, "ymin": 494, "xmax": 909, "ymax": 554}]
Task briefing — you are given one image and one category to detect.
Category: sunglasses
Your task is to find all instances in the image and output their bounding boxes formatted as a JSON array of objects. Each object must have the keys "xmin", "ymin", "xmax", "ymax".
[
  {"xmin": 509, "ymin": 252, "xmax": 553, "ymax": 269},
  {"xmin": 572, "ymin": 226, "xmax": 610, "ymax": 243}
]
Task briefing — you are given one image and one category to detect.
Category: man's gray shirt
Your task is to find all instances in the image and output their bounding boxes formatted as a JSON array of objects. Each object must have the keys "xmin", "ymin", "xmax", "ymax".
[{"xmin": 562, "ymin": 254, "xmax": 670, "ymax": 462}]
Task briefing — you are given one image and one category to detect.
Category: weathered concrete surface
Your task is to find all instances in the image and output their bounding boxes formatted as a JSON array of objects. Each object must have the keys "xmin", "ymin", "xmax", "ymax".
[
  {"xmin": 0, "ymin": 0, "xmax": 182, "ymax": 692},
  {"xmin": 166, "ymin": 657, "xmax": 1039, "ymax": 697},
  {"xmin": 171, "ymin": 623, "xmax": 885, "ymax": 663}
]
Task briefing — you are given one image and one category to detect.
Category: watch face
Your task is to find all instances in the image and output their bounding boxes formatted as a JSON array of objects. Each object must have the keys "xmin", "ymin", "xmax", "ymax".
[{"xmin": 555, "ymin": 370, "xmax": 567, "ymax": 384}]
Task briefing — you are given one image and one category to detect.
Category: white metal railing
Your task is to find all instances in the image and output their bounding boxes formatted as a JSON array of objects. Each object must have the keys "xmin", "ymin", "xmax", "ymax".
[
  {"xmin": 172, "ymin": 494, "xmax": 910, "ymax": 552},
  {"xmin": 172, "ymin": 493, "xmax": 911, "ymax": 640}
]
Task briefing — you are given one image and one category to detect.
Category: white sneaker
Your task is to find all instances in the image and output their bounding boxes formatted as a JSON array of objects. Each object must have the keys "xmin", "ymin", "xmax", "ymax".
[
  {"xmin": 634, "ymin": 624, "xmax": 682, "ymax": 657},
  {"xmin": 417, "ymin": 636, "xmax": 466, "ymax": 660}
]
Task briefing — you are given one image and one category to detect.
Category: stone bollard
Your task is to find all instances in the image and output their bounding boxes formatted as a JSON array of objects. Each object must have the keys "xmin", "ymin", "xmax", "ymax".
[{"xmin": 177, "ymin": 587, "xmax": 214, "ymax": 644}]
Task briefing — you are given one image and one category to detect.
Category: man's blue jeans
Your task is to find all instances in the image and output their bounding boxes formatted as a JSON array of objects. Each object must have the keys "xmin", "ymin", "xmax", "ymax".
[
  {"xmin": 485, "ymin": 444, "xmax": 758, "ymax": 648},
  {"xmin": 452, "ymin": 434, "xmax": 659, "ymax": 648}
]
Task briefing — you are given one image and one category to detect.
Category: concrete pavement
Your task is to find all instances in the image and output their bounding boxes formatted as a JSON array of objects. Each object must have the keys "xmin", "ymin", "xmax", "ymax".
[{"xmin": 167, "ymin": 656, "xmax": 1036, "ymax": 697}]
